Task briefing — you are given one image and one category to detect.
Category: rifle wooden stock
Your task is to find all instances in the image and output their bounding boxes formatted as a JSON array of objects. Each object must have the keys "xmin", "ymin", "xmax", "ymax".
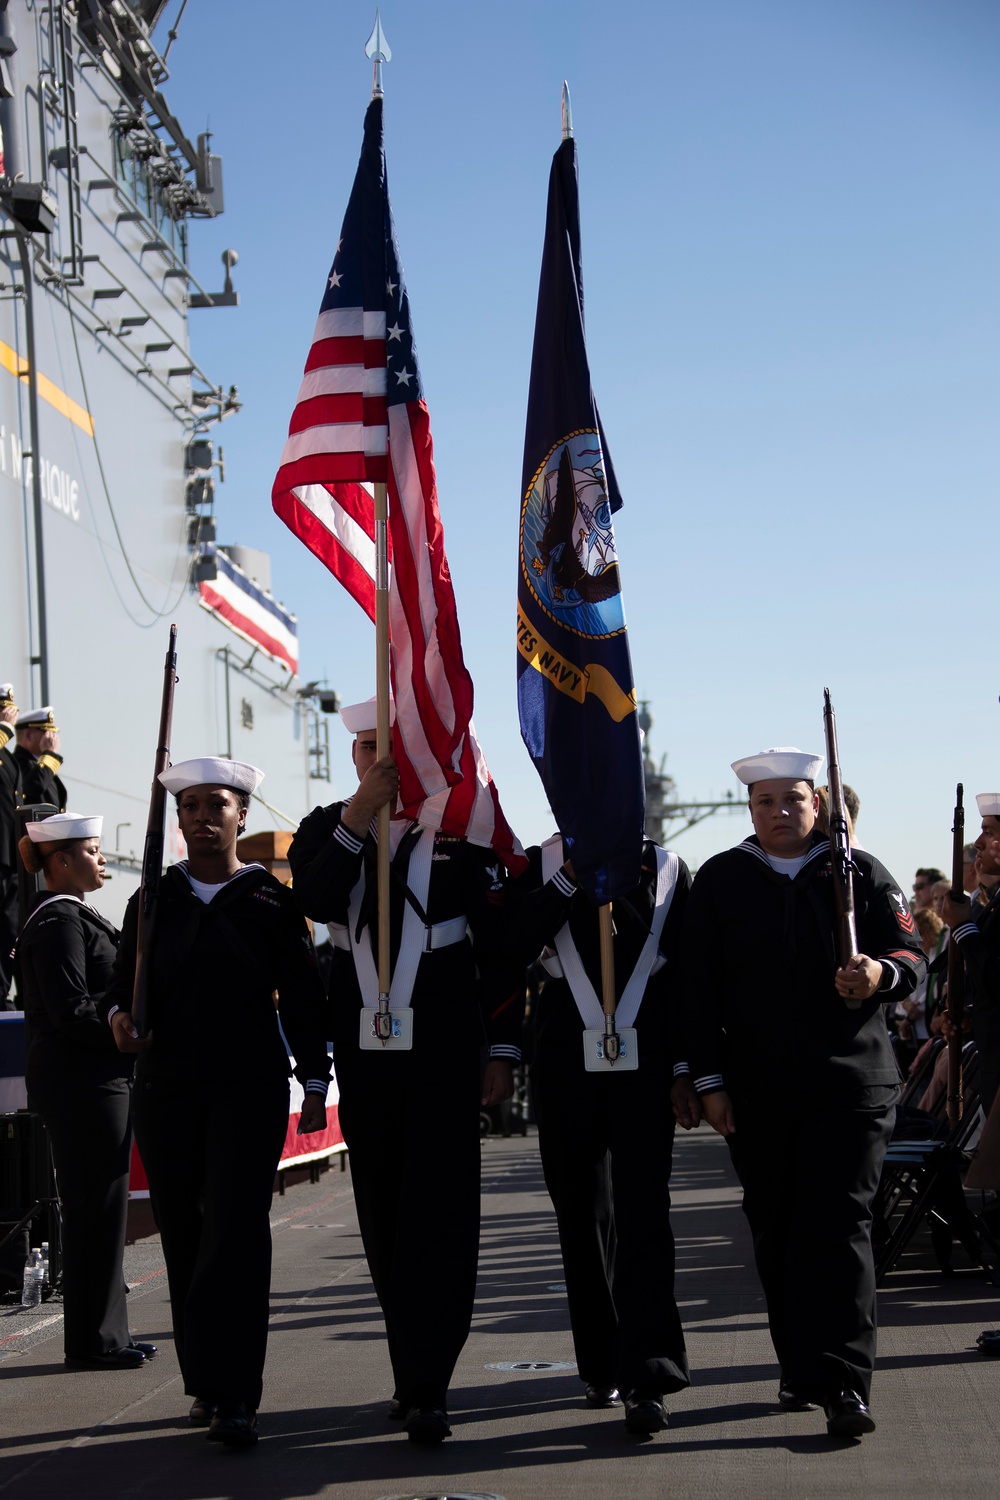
[
  {"xmin": 823, "ymin": 690, "xmax": 859, "ymax": 991},
  {"xmin": 132, "ymin": 624, "xmax": 178, "ymax": 1036},
  {"xmin": 946, "ymin": 783, "xmax": 965, "ymax": 1126}
]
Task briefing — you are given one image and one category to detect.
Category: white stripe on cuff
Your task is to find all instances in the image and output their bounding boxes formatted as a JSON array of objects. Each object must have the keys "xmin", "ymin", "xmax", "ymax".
[
  {"xmin": 304, "ymin": 1081, "xmax": 329, "ymax": 1095},
  {"xmin": 551, "ymin": 869, "xmax": 576, "ymax": 898},
  {"xmin": 879, "ymin": 960, "xmax": 900, "ymax": 991},
  {"xmin": 107, "ymin": 1004, "xmax": 120, "ymax": 1024},
  {"xmin": 953, "ymin": 923, "xmax": 979, "ymax": 943},
  {"xmin": 694, "ymin": 1073, "xmax": 725, "ymax": 1094},
  {"xmin": 334, "ymin": 823, "xmax": 364, "ymax": 853},
  {"xmin": 672, "ymin": 1062, "xmax": 691, "ymax": 1077},
  {"xmin": 489, "ymin": 1045, "xmax": 522, "ymax": 1061}
]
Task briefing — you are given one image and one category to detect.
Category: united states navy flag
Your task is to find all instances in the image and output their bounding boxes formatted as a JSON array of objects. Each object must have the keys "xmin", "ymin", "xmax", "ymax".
[{"xmin": 518, "ymin": 135, "xmax": 644, "ymax": 903}]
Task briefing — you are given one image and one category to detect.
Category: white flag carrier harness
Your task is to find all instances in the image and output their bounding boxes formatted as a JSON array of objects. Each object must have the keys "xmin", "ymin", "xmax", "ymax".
[
  {"xmin": 538, "ymin": 835, "xmax": 680, "ymax": 1030},
  {"xmin": 327, "ymin": 825, "xmax": 468, "ymax": 1009}
]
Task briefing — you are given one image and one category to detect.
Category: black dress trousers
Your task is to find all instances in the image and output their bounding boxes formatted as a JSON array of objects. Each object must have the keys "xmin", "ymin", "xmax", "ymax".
[
  {"xmin": 0, "ymin": 871, "xmax": 18, "ymax": 1004},
  {"xmin": 27, "ymin": 1072, "xmax": 132, "ymax": 1358},
  {"xmin": 334, "ymin": 1031, "xmax": 483, "ymax": 1412},
  {"xmin": 727, "ymin": 1084, "xmax": 897, "ymax": 1404},
  {"xmin": 531, "ymin": 1047, "xmax": 690, "ymax": 1397},
  {"xmin": 132, "ymin": 1075, "xmax": 290, "ymax": 1410}
]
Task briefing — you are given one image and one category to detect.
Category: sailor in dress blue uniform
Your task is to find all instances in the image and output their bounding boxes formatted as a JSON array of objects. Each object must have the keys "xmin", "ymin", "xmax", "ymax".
[
  {"xmin": 682, "ymin": 747, "xmax": 925, "ymax": 1439},
  {"xmin": 289, "ymin": 698, "xmax": 522, "ymax": 1444},
  {"xmin": 508, "ymin": 834, "xmax": 692, "ymax": 1433}
]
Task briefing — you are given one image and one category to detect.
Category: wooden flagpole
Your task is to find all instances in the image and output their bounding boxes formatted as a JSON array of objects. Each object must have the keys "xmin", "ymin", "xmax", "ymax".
[
  {"xmin": 599, "ymin": 903, "xmax": 619, "ymax": 1063},
  {"xmin": 368, "ymin": 15, "xmax": 393, "ymax": 1041},
  {"xmin": 374, "ymin": 479, "xmax": 392, "ymax": 1038}
]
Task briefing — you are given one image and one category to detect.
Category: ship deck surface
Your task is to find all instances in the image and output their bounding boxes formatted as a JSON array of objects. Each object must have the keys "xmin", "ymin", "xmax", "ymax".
[{"xmin": 2, "ymin": 1127, "xmax": 998, "ymax": 1499}]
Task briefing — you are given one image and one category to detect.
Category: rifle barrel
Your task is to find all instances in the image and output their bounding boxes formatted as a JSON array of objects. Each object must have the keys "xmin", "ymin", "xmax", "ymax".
[
  {"xmin": 946, "ymin": 783, "xmax": 965, "ymax": 1126},
  {"xmin": 823, "ymin": 689, "xmax": 859, "ymax": 981},
  {"xmin": 132, "ymin": 625, "xmax": 178, "ymax": 1035}
]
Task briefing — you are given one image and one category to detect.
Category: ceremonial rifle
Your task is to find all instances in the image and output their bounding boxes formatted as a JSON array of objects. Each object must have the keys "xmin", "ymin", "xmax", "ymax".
[
  {"xmin": 823, "ymin": 689, "xmax": 860, "ymax": 1006},
  {"xmin": 132, "ymin": 624, "xmax": 178, "ymax": 1036},
  {"xmin": 946, "ymin": 783, "xmax": 966, "ymax": 1126}
]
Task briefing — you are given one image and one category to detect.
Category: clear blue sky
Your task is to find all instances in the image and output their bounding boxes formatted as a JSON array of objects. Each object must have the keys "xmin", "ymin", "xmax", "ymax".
[{"xmin": 156, "ymin": 0, "xmax": 998, "ymax": 882}]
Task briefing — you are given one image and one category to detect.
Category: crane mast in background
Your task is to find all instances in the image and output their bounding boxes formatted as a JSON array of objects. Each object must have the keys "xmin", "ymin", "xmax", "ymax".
[{"xmin": 638, "ymin": 702, "xmax": 742, "ymax": 843}]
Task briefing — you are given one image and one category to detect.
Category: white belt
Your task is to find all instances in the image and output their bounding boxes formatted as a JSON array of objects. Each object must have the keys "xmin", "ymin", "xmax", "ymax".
[
  {"xmin": 539, "ymin": 948, "xmax": 666, "ymax": 979},
  {"xmin": 328, "ymin": 915, "xmax": 468, "ymax": 955}
]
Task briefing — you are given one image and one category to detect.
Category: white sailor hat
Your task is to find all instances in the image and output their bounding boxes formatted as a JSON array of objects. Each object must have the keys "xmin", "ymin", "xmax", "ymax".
[
  {"xmin": 340, "ymin": 696, "xmax": 396, "ymax": 734},
  {"xmin": 0, "ymin": 684, "xmax": 14, "ymax": 703},
  {"xmin": 157, "ymin": 758, "xmax": 264, "ymax": 796},
  {"xmin": 731, "ymin": 747, "xmax": 824, "ymax": 787},
  {"xmin": 16, "ymin": 706, "xmax": 58, "ymax": 732},
  {"xmin": 25, "ymin": 813, "xmax": 103, "ymax": 843},
  {"xmin": 976, "ymin": 793, "xmax": 1000, "ymax": 819}
]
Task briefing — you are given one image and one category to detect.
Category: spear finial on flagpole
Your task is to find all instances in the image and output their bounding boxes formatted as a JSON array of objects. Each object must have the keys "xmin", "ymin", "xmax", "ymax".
[
  {"xmin": 365, "ymin": 9, "xmax": 392, "ymax": 99},
  {"xmin": 561, "ymin": 80, "xmax": 574, "ymax": 141}
]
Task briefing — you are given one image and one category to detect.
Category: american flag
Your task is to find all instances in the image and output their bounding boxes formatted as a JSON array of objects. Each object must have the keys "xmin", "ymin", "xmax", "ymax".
[{"xmin": 272, "ymin": 98, "xmax": 523, "ymax": 869}]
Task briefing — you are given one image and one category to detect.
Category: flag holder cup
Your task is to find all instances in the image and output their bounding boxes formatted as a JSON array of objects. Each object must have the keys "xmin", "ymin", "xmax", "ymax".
[
  {"xmin": 581, "ymin": 906, "xmax": 637, "ymax": 1070},
  {"xmin": 359, "ymin": 997, "xmax": 414, "ymax": 1051},
  {"xmin": 582, "ymin": 1024, "xmax": 638, "ymax": 1072}
]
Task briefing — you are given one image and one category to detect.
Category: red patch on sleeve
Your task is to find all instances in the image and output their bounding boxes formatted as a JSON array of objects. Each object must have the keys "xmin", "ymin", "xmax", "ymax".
[{"xmin": 888, "ymin": 891, "xmax": 915, "ymax": 933}]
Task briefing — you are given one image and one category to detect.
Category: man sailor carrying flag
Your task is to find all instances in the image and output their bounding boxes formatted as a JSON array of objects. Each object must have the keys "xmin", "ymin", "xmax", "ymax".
[
  {"xmin": 275, "ymin": 36, "xmax": 524, "ymax": 1448},
  {"xmin": 508, "ymin": 833, "xmax": 695, "ymax": 1432},
  {"xmin": 289, "ymin": 700, "xmax": 521, "ymax": 1444},
  {"xmin": 509, "ymin": 81, "xmax": 693, "ymax": 1436}
]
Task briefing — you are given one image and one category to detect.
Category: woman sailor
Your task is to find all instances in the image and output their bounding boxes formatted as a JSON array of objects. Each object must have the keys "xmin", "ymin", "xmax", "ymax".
[
  {"xmin": 106, "ymin": 758, "xmax": 331, "ymax": 1447},
  {"xmin": 18, "ymin": 812, "xmax": 154, "ymax": 1369}
]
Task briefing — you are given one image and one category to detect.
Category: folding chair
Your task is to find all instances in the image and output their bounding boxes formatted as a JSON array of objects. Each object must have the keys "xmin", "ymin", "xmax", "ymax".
[{"xmin": 875, "ymin": 1043, "xmax": 1000, "ymax": 1280}]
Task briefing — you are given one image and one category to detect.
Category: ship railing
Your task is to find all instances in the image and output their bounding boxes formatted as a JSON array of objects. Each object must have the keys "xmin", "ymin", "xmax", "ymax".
[{"xmin": 30, "ymin": 238, "xmax": 238, "ymax": 429}]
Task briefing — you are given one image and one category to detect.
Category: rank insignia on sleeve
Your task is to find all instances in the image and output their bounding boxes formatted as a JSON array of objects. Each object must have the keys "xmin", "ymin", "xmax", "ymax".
[{"xmin": 889, "ymin": 891, "xmax": 915, "ymax": 933}]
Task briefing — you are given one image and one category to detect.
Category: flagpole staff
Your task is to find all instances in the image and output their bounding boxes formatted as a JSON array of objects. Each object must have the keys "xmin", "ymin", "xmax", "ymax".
[
  {"xmin": 599, "ymin": 903, "xmax": 620, "ymax": 1063},
  {"xmin": 367, "ymin": 11, "xmax": 393, "ymax": 1041},
  {"xmin": 561, "ymin": 80, "xmax": 620, "ymax": 1064},
  {"xmin": 374, "ymin": 480, "xmax": 392, "ymax": 1038}
]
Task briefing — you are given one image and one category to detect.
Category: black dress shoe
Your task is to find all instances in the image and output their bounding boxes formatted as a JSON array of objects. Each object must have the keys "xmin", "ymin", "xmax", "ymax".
[
  {"xmin": 584, "ymin": 1383, "xmax": 621, "ymax": 1408},
  {"xmin": 624, "ymin": 1391, "xmax": 668, "ymax": 1434},
  {"xmin": 388, "ymin": 1397, "xmax": 405, "ymax": 1420},
  {"xmin": 65, "ymin": 1347, "xmax": 147, "ymax": 1370},
  {"xmin": 778, "ymin": 1383, "xmax": 819, "ymax": 1412},
  {"xmin": 189, "ymin": 1398, "xmax": 217, "ymax": 1426},
  {"xmin": 976, "ymin": 1329, "xmax": 1000, "ymax": 1357},
  {"xmin": 823, "ymin": 1390, "xmax": 876, "ymax": 1438},
  {"xmin": 403, "ymin": 1406, "xmax": 452, "ymax": 1443},
  {"xmin": 130, "ymin": 1342, "xmax": 158, "ymax": 1358},
  {"xmin": 207, "ymin": 1400, "xmax": 258, "ymax": 1447}
]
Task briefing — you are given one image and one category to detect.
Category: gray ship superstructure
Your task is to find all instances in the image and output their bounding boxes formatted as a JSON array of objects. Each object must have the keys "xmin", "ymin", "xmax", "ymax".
[{"xmin": 0, "ymin": 1, "xmax": 329, "ymax": 921}]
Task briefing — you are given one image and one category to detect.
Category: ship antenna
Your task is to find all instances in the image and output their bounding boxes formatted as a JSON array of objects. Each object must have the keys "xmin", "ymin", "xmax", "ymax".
[
  {"xmin": 561, "ymin": 80, "xmax": 574, "ymax": 141},
  {"xmin": 365, "ymin": 9, "xmax": 392, "ymax": 99}
]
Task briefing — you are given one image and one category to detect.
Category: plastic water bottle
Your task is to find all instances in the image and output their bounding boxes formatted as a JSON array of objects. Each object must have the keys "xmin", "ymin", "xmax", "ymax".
[
  {"xmin": 40, "ymin": 1242, "xmax": 50, "ymax": 1290},
  {"xmin": 21, "ymin": 1248, "xmax": 44, "ymax": 1309}
]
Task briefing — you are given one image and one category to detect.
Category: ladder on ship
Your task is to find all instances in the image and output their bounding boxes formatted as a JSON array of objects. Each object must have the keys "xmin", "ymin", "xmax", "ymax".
[{"xmin": 58, "ymin": 4, "xmax": 84, "ymax": 284}]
